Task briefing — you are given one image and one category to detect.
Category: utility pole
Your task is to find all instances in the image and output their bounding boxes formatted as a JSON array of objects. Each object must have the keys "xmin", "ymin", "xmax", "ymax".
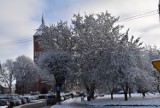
[{"xmin": 159, "ymin": 0, "xmax": 160, "ymax": 21}]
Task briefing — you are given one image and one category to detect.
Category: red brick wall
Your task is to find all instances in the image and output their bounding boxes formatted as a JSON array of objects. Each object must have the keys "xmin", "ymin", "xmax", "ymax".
[{"xmin": 15, "ymin": 79, "xmax": 54, "ymax": 94}]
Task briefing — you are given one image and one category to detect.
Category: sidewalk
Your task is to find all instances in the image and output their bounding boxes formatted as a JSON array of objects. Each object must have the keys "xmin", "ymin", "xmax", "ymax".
[{"xmin": 51, "ymin": 97, "xmax": 89, "ymax": 108}]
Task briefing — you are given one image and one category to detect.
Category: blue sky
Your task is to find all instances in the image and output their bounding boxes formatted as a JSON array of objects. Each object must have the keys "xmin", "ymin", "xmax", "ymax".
[{"xmin": 0, "ymin": 0, "xmax": 159, "ymax": 63}]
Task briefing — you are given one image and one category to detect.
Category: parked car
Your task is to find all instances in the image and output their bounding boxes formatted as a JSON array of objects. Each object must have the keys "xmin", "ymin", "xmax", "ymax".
[
  {"xmin": 117, "ymin": 90, "xmax": 124, "ymax": 94},
  {"xmin": 0, "ymin": 99, "xmax": 10, "ymax": 107},
  {"xmin": 99, "ymin": 94, "xmax": 105, "ymax": 97},
  {"xmin": 21, "ymin": 96, "xmax": 31, "ymax": 103},
  {"xmin": 8, "ymin": 95, "xmax": 22, "ymax": 106},
  {"xmin": 4, "ymin": 94, "xmax": 22, "ymax": 106},
  {"xmin": 38, "ymin": 94, "xmax": 46, "ymax": 99},
  {"xmin": 72, "ymin": 92, "xmax": 79, "ymax": 97},
  {"xmin": 46, "ymin": 94, "xmax": 57, "ymax": 105},
  {"xmin": 0, "ymin": 96, "xmax": 15, "ymax": 107},
  {"xmin": 21, "ymin": 95, "xmax": 38, "ymax": 103},
  {"xmin": 62, "ymin": 93, "xmax": 72, "ymax": 100},
  {"xmin": 19, "ymin": 96, "xmax": 28, "ymax": 104}
]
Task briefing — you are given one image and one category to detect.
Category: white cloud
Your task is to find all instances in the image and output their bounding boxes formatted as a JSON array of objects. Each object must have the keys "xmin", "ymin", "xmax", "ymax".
[
  {"xmin": 0, "ymin": 0, "xmax": 45, "ymax": 62},
  {"xmin": 67, "ymin": 0, "xmax": 160, "ymax": 48},
  {"xmin": 0, "ymin": 0, "xmax": 159, "ymax": 62},
  {"xmin": 0, "ymin": 0, "xmax": 45, "ymax": 39}
]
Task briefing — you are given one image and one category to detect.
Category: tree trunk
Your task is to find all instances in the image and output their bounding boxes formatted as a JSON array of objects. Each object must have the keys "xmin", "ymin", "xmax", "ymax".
[
  {"xmin": 85, "ymin": 84, "xmax": 90, "ymax": 94},
  {"xmin": 142, "ymin": 92, "xmax": 145, "ymax": 98},
  {"xmin": 122, "ymin": 83, "xmax": 129, "ymax": 101},
  {"xmin": 124, "ymin": 91, "xmax": 128, "ymax": 101},
  {"xmin": 89, "ymin": 83, "xmax": 95, "ymax": 99},
  {"xmin": 129, "ymin": 88, "xmax": 132, "ymax": 98},
  {"xmin": 9, "ymin": 86, "xmax": 11, "ymax": 94},
  {"xmin": 22, "ymin": 84, "xmax": 25, "ymax": 95},
  {"xmin": 56, "ymin": 90, "xmax": 61, "ymax": 102},
  {"xmin": 111, "ymin": 91, "xmax": 114, "ymax": 99},
  {"xmin": 56, "ymin": 84, "xmax": 61, "ymax": 102},
  {"xmin": 157, "ymin": 85, "xmax": 160, "ymax": 93},
  {"xmin": 9, "ymin": 77, "xmax": 12, "ymax": 94},
  {"xmin": 90, "ymin": 89, "xmax": 94, "ymax": 99}
]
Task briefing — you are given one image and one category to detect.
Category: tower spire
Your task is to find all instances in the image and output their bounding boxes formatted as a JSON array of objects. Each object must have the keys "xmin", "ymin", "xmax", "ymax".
[
  {"xmin": 34, "ymin": 13, "xmax": 46, "ymax": 36},
  {"xmin": 42, "ymin": 13, "xmax": 45, "ymax": 25}
]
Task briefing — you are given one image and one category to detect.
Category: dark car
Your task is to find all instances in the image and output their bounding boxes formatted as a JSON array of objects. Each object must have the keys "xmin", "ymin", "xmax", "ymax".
[
  {"xmin": 21, "ymin": 96, "xmax": 31, "ymax": 103},
  {"xmin": 46, "ymin": 94, "xmax": 57, "ymax": 105},
  {"xmin": 0, "ymin": 96, "xmax": 15, "ymax": 107},
  {"xmin": 0, "ymin": 99, "xmax": 10, "ymax": 107},
  {"xmin": 5, "ymin": 94, "xmax": 22, "ymax": 106},
  {"xmin": 38, "ymin": 94, "xmax": 46, "ymax": 99},
  {"xmin": 19, "ymin": 96, "xmax": 28, "ymax": 104}
]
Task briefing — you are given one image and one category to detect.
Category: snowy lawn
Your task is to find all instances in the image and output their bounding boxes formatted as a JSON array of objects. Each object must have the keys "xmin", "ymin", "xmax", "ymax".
[
  {"xmin": 87, "ymin": 93, "xmax": 160, "ymax": 106},
  {"xmin": 51, "ymin": 93, "xmax": 160, "ymax": 108}
]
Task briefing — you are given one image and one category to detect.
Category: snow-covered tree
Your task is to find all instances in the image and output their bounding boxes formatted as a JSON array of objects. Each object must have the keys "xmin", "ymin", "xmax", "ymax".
[
  {"xmin": 35, "ymin": 10, "xmax": 157, "ymax": 101},
  {"xmin": 39, "ymin": 21, "xmax": 76, "ymax": 53},
  {"xmin": 108, "ymin": 32, "xmax": 156, "ymax": 100},
  {"xmin": 110, "ymin": 33, "xmax": 140, "ymax": 100},
  {"xmin": 146, "ymin": 46, "xmax": 160, "ymax": 93},
  {"xmin": 13, "ymin": 55, "xmax": 39, "ymax": 94},
  {"xmin": 38, "ymin": 51, "xmax": 73, "ymax": 102},
  {"xmin": 0, "ymin": 60, "xmax": 15, "ymax": 94},
  {"xmin": 147, "ymin": 46, "xmax": 160, "ymax": 61},
  {"xmin": 72, "ymin": 11, "xmax": 122, "ymax": 99}
]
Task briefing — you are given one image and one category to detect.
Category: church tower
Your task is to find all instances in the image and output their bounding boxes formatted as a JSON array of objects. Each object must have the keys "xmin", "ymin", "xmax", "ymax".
[
  {"xmin": 33, "ymin": 15, "xmax": 46, "ymax": 63},
  {"xmin": 15, "ymin": 15, "xmax": 53, "ymax": 94}
]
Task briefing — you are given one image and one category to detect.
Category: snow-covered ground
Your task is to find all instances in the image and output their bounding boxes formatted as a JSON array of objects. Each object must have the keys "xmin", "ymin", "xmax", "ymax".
[
  {"xmin": 0, "ymin": 106, "xmax": 8, "ymax": 108},
  {"xmin": 51, "ymin": 93, "xmax": 160, "ymax": 108}
]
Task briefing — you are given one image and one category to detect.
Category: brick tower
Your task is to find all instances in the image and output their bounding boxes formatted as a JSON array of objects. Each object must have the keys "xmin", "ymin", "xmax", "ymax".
[
  {"xmin": 15, "ymin": 15, "xmax": 54, "ymax": 94},
  {"xmin": 33, "ymin": 15, "xmax": 46, "ymax": 63}
]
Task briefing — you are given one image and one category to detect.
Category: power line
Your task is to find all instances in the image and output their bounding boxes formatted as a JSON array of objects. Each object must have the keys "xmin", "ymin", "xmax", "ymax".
[
  {"xmin": 120, "ymin": 10, "xmax": 158, "ymax": 22},
  {"xmin": 0, "ymin": 39, "xmax": 32, "ymax": 44},
  {"xmin": 120, "ymin": 13, "xmax": 158, "ymax": 21},
  {"xmin": 0, "ymin": 39, "xmax": 32, "ymax": 46},
  {"xmin": 0, "ymin": 10, "xmax": 158, "ymax": 47},
  {"xmin": 121, "ymin": 10, "xmax": 157, "ymax": 20}
]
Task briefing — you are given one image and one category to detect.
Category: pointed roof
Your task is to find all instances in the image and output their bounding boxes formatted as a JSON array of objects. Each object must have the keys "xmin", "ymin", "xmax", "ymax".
[
  {"xmin": 34, "ymin": 14, "xmax": 46, "ymax": 36},
  {"xmin": 42, "ymin": 13, "xmax": 45, "ymax": 25}
]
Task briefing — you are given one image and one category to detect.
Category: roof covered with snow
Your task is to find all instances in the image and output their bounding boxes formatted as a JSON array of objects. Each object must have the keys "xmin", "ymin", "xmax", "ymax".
[{"xmin": 34, "ymin": 15, "xmax": 47, "ymax": 36}]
